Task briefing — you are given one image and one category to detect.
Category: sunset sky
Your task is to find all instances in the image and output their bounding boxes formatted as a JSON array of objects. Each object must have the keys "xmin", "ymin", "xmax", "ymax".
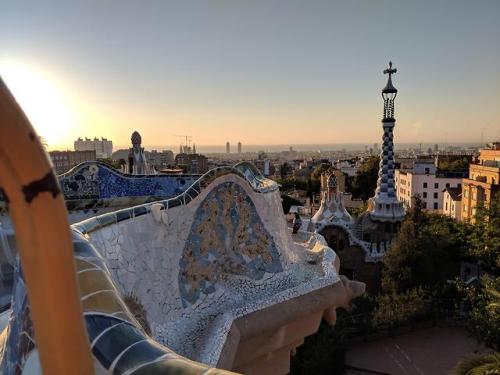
[{"xmin": 1, "ymin": 1, "xmax": 499, "ymax": 150}]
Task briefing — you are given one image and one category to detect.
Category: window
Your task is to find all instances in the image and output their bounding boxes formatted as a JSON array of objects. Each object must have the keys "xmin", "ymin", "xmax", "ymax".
[
  {"xmin": 446, "ymin": 183, "xmax": 450, "ymax": 188},
  {"xmin": 434, "ymin": 183, "xmax": 439, "ymax": 189},
  {"xmin": 423, "ymin": 192, "xmax": 427, "ymax": 198},
  {"xmin": 445, "ymin": 202, "xmax": 448, "ymax": 210},
  {"xmin": 423, "ymin": 182, "xmax": 428, "ymax": 188},
  {"xmin": 425, "ymin": 168, "xmax": 430, "ymax": 174},
  {"xmin": 434, "ymin": 192, "xmax": 438, "ymax": 199},
  {"xmin": 434, "ymin": 202, "xmax": 438, "ymax": 209},
  {"xmin": 423, "ymin": 202, "xmax": 427, "ymax": 209}
]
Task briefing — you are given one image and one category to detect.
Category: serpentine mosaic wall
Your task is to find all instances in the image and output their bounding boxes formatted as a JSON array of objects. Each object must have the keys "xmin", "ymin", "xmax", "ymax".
[
  {"xmin": 0, "ymin": 233, "xmax": 233, "ymax": 375},
  {"xmin": 60, "ymin": 162, "xmax": 198, "ymax": 201},
  {"xmin": 179, "ymin": 182, "xmax": 283, "ymax": 306}
]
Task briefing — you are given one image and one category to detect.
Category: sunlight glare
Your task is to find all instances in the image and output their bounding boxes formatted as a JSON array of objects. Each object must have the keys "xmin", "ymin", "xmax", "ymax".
[{"xmin": 0, "ymin": 62, "xmax": 73, "ymax": 149}]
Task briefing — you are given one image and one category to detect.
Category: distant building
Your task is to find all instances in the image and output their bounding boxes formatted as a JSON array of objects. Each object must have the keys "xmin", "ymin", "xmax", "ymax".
[
  {"xmin": 179, "ymin": 144, "xmax": 194, "ymax": 154},
  {"xmin": 237, "ymin": 142, "xmax": 242, "ymax": 154},
  {"xmin": 442, "ymin": 187, "xmax": 462, "ymax": 220},
  {"xmin": 74, "ymin": 137, "xmax": 113, "ymax": 158},
  {"xmin": 147, "ymin": 150, "xmax": 174, "ymax": 170},
  {"xmin": 49, "ymin": 150, "xmax": 96, "ymax": 174},
  {"xmin": 395, "ymin": 161, "xmax": 465, "ymax": 211},
  {"xmin": 461, "ymin": 142, "xmax": 500, "ymax": 222},
  {"xmin": 226, "ymin": 142, "xmax": 230, "ymax": 154},
  {"xmin": 254, "ymin": 159, "xmax": 273, "ymax": 176},
  {"xmin": 175, "ymin": 153, "xmax": 208, "ymax": 174}
]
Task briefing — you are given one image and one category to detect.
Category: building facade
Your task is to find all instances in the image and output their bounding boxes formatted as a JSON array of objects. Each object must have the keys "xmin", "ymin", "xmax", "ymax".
[
  {"xmin": 442, "ymin": 187, "xmax": 462, "ymax": 220},
  {"xmin": 49, "ymin": 150, "xmax": 97, "ymax": 174},
  {"xmin": 461, "ymin": 142, "xmax": 500, "ymax": 221},
  {"xmin": 74, "ymin": 137, "xmax": 113, "ymax": 158},
  {"xmin": 147, "ymin": 150, "xmax": 174, "ymax": 170},
  {"xmin": 395, "ymin": 162, "xmax": 464, "ymax": 211},
  {"xmin": 175, "ymin": 153, "xmax": 208, "ymax": 174}
]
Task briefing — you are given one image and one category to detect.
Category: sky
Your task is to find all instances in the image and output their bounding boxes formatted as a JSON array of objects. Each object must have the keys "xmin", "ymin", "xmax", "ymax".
[{"xmin": 0, "ymin": 0, "xmax": 499, "ymax": 151}]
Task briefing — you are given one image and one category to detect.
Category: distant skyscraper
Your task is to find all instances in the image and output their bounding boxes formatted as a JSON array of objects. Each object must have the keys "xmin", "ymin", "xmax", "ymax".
[
  {"xmin": 226, "ymin": 141, "xmax": 230, "ymax": 154},
  {"xmin": 237, "ymin": 142, "xmax": 242, "ymax": 154}
]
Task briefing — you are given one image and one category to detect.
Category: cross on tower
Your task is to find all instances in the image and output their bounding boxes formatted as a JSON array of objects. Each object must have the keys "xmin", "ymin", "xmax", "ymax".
[{"xmin": 383, "ymin": 61, "xmax": 397, "ymax": 78}]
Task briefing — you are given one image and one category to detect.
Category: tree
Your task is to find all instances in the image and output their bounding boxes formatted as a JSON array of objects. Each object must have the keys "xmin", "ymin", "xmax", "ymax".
[
  {"xmin": 468, "ymin": 194, "xmax": 500, "ymax": 269},
  {"xmin": 280, "ymin": 162, "xmax": 292, "ymax": 179},
  {"xmin": 381, "ymin": 199, "xmax": 470, "ymax": 294},
  {"xmin": 374, "ymin": 288, "xmax": 429, "ymax": 329},
  {"xmin": 312, "ymin": 163, "xmax": 333, "ymax": 180},
  {"xmin": 349, "ymin": 156, "xmax": 380, "ymax": 200},
  {"xmin": 439, "ymin": 158, "xmax": 470, "ymax": 172},
  {"xmin": 459, "ymin": 276, "xmax": 500, "ymax": 350},
  {"xmin": 453, "ymin": 352, "xmax": 500, "ymax": 375}
]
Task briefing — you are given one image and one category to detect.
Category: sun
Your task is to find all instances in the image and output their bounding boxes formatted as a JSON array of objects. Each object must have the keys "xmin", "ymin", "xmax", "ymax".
[{"xmin": 0, "ymin": 61, "xmax": 73, "ymax": 149}]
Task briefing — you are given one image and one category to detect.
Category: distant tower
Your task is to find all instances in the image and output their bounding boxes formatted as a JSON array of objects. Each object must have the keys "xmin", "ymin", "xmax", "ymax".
[
  {"xmin": 368, "ymin": 62, "xmax": 405, "ymax": 222},
  {"xmin": 193, "ymin": 143, "xmax": 196, "ymax": 154},
  {"xmin": 237, "ymin": 142, "xmax": 242, "ymax": 154},
  {"xmin": 226, "ymin": 141, "xmax": 230, "ymax": 154}
]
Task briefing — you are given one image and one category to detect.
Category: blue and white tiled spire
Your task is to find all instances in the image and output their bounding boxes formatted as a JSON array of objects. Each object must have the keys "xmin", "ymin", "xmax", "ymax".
[{"xmin": 369, "ymin": 62, "xmax": 405, "ymax": 222}]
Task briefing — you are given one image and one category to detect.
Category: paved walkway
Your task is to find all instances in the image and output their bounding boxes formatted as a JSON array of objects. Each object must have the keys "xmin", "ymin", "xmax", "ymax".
[{"xmin": 344, "ymin": 326, "xmax": 488, "ymax": 375}]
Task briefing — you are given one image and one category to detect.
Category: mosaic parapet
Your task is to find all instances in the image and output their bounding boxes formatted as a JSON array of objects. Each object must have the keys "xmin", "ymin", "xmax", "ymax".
[
  {"xmin": 0, "ymin": 231, "xmax": 235, "ymax": 375},
  {"xmin": 72, "ymin": 163, "xmax": 363, "ymax": 367},
  {"xmin": 59, "ymin": 161, "xmax": 200, "ymax": 211},
  {"xmin": 0, "ymin": 161, "xmax": 199, "ymax": 212},
  {"xmin": 72, "ymin": 162, "xmax": 278, "ymax": 235}
]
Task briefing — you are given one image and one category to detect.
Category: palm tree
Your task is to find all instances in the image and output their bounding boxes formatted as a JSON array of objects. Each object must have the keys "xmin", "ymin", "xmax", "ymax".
[{"xmin": 453, "ymin": 352, "xmax": 500, "ymax": 375}]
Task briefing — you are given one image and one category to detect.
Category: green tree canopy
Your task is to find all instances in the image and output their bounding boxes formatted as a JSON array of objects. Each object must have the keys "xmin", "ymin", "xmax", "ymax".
[
  {"xmin": 349, "ymin": 156, "xmax": 380, "ymax": 200},
  {"xmin": 381, "ymin": 197, "xmax": 472, "ymax": 294},
  {"xmin": 468, "ymin": 194, "xmax": 500, "ymax": 269},
  {"xmin": 312, "ymin": 163, "xmax": 333, "ymax": 180}
]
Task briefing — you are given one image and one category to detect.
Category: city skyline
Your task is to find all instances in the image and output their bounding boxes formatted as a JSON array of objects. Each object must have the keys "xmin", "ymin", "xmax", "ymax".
[{"xmin": 1, "ymin": 1, "xmax": 499, "ymax": 150}]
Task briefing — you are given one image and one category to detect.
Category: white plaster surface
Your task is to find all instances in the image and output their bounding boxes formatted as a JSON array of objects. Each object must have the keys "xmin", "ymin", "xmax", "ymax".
[{"xmin": 84, "ymin": 174, "xmax": 347, "ymax": 365}]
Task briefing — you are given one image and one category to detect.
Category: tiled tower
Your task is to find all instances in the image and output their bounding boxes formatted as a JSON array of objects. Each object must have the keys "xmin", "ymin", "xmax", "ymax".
[{"xmin": 368, "ymin": 62, "xmax": 405, "ymax": 222}]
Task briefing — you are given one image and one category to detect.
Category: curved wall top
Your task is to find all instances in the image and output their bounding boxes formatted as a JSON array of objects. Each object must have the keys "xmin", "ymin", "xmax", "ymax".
[
  {"xmin": 72, "ymin": 162, "xmax": 278, "ymax": 235},
  {"xmin": 73, "ymin": 163, "xmax": 350, "ymax": 366},
  {"xmin": 1, "ymin": 161, "xmax": 200, "ymax": 212},
  {"xmin": 59, "ymin": 161, "xmax": 200, "ymax": 210}
]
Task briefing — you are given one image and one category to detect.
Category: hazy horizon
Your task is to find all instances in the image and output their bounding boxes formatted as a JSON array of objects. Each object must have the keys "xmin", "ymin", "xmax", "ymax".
[
  {"xmin": 48, "ymin": 141, "xmax": 485, "ymax": 154},
  {"xmin": 1, "ymin": 1, "xmax": 499, "ymax": 150}
]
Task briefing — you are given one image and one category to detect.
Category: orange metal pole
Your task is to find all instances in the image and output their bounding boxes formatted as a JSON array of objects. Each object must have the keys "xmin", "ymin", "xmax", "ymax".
[{"xmin": 0, "ymin": 78, "xmax": 94, "ymax": 374}]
